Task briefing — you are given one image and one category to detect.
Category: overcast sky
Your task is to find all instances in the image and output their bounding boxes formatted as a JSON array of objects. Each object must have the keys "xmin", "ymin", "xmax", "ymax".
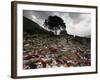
[{"xmin": 23, "ymin": 10, "xmax": 91, "ymax": 37}]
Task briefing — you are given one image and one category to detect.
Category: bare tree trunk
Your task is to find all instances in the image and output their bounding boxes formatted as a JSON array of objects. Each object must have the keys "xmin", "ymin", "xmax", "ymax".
[
  {"xmin": 54, "ymin": 27, "xmax": 57, "ymax": 35},
  {"xmin": 54, "ymin": 30, "xmax": 57, "ymax": 35}
]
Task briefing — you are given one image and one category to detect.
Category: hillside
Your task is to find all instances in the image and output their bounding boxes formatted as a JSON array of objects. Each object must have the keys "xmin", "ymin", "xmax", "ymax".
[
  {"xmin": 23, "ymin": 16, "xmax": 54, "ymax": 35},
  {"xmin": 23, "ymin": 17, "xmax": 91, "ymax": 69}
]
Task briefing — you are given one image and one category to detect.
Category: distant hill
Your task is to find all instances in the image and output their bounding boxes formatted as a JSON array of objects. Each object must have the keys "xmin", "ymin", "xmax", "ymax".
[
  {"xmin": 23, "ymin": 16, "xmax": 54, "ymax": 35},
  {"xmin": 71, "ymin": 36, "xmax": 91, "ymax": 46}
]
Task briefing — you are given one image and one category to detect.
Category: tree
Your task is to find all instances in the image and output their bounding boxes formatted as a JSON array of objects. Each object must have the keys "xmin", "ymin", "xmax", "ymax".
[{"xmin": 44, "ymin": 15, "xmax": 66, "ymax": 35}]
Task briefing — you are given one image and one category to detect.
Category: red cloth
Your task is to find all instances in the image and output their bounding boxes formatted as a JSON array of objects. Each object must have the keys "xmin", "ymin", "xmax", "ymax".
[
  {"xmin": 40, "ymin": 58, "xmax": 46, "ymax": 68},
  {"xmin": 51, "ymin": 48, "xmax": 58, "ymax": 53}
]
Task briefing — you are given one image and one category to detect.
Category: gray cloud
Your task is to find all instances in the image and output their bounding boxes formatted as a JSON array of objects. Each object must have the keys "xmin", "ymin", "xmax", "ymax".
[
  {"xmin": 68, "ymin": 13, "xmax": 83, "ymax": 24},
  {"xmin": 23, "ymin": 10, "xmax": 91, "ymax": 37}
]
